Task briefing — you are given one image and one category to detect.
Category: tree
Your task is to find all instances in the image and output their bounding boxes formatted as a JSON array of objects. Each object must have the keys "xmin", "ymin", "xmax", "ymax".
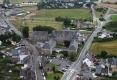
[
  {"xmin": 61, "ymin": 51, "xmax": 68, "ymax": 57},
  {"xmin": 22, "ymin": 26, "xmax": 29, "ymax": 38},
  {"xmin": 100, "ymin": 51, "xmax": 108, "ymax": 59},
  {"xmin": 70, "ymin": 52, "xmax": 77, "ymax": 61},
  {"xmin": 54, "ymin": 76, "xmax": 56, "ymax": 80},
  {"xmin": 63, "ymin": 18, "xmax": 71, "ymax": 27},
  {"xmin": 52, "ymin": 66, "xmax": 55, "ymax": 72},
  {"xmin": 63, "ymin": 40, "xmax": 70, "ymax": 47},
  {"xmin": 57, "ymin": 76, "xmax": 60, "ymax": 80}
]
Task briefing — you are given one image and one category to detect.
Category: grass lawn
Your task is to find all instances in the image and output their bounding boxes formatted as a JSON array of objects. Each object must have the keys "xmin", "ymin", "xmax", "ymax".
[
  {"xmin": 18, "ymin": 6, "xmax": 37, "ymax": 12},
  {"xmin": 55, "ymin": 44, "xmax": 67, "ymax": 48},
  {"xmin": 46, "ymin": 73, "xmax": 63, "ymax": 80},
  {"xmin": 95, "ymin": 5, "xmax": 105, "ymax": 18},
  {"xmin": 90, "ymin": 40, "xmax": 117, "ymax": 55},
  {"xmin": 111, "ymin": 15, "xmax": 117, "ymax": 21},
  {"xmin": 31, "ymin": 9, "xmax": 92, "ymax": 20},
  {"xmin": 10, "ymin": 19, "xmax": 63, "ymax": 33},
  {"xmin": 50, "ymin": 62, "xmax": 58, "ymax": 71},
  {"xmin": 9, "ymin": 0, "xmax": 41, "ymax": 4}
]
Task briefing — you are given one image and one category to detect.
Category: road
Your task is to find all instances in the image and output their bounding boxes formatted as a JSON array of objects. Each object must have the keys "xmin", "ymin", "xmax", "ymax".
[
  {"xmin": 61, "ymin": 4, "xmax": 113, "ymax": 80},
  {"xmin": 2, "ymin": 16, "xmax": 43, "ymax": 80}
]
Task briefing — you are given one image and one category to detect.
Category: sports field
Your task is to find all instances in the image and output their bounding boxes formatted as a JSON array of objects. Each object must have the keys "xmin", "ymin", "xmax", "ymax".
[
  {"xmin": 31, "ymin": 9, "xmax": 92, "ymax": 20},
  {"xmin": 10, "ymin": 19, "xmax": 63, "ymax": 33},
  {"xmin": 90, "ymin": 40, "xmax": 117, "ymax": 55}
]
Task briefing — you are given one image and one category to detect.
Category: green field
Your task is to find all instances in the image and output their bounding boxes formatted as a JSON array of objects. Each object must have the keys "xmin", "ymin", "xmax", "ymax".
[
  {"xmin": 46, "ymin": 73, "xmax": 63, "ymax": 80},
  {"xmin": 9, "ymin": 0, "xmax": 40, "ymax": 4},
  {"xmin": 31, "ymin": 9, "xmax": 92, "ymax": 20},
  {"xmin": 90, "ymin": 40, "xmax": 117, "ymax": 55},
  {"xmin": 111, "ymin": 15, "xmax": 117, "ymax": 21},
  {"xmin": 19, "ymin": 6, "xmax": 37, "ymax": 12},
  {"xmin": 95, "ymin": 5, "xmax": 105, "ymax": 18},
  {"xmin": 10, "ymin": 19, "xmax": 63, "ymax": 33}
]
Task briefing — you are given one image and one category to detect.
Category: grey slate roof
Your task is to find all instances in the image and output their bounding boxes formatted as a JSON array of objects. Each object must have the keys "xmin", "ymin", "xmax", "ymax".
[
  {"xmin": 10, "ymin": 49, "xmax": 21, "ymax": 56},
  {"xmin": 101, "ymin": 68, "xmax": 108, "ymax": 74},
  {"xmin": 50, "ymin": 30, "xmax": 79, "ymax": 39},
  {"xmin": 32, "ymin": 31, "xmax": 48, "ymax": 36},
  {"xmin": 0, "ymin": 29, "xmax": 3, "ymax": 34},
  {"xmin": 107, "ymin": 58, "xmax": 117, "ymax": 66},
  {"xmin": 68, "ymin": 39, "xmax": 78, "ymax": 51},
  {"xmin": 43, "ymin": 38, "xmax": 55, "ymax": 49},
  {"xmin": 96, "ymin": 65, "xmax": 102, "ymax": 74}
]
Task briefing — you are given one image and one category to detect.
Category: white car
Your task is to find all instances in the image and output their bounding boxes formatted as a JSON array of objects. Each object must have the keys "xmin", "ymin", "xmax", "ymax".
[{"xmin": 43, "ymin": 76, "xmax": 46, "ymax": 80}]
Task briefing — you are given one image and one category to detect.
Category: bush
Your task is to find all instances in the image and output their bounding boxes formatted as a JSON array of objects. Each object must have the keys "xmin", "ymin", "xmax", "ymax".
[{"xmin": 54, "ymin": 71, "xmax": 63, "ymax": 74}]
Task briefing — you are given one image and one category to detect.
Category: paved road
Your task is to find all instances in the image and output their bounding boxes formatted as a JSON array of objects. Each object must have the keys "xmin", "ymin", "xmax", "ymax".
[
  {"xmin": 2, "ymin": 16, "xmax": 43, "ymax": 80},
  {"xmin": 61, "ymin": 5, "xmax": 113, "ymax": 80}
]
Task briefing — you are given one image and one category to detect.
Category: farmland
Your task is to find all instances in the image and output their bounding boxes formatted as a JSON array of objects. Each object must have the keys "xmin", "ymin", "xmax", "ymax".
[
  {"xmin": 90, "ymin": 40, "xmax": 117, "ymax": 55},
  {"xmin": 10, "ymin": 19, "xmax": 63, "ymax": 33},
  {"xmin": 31, "ymin": 9, "xmax": 92, "ymax": 20},
  {"xmin": 102, "ymin": 0, "xmax": 117, "ymax": 3},
  {"xmin": 102, "ymin": 4, "xmax": 117, "ymax": 9}
]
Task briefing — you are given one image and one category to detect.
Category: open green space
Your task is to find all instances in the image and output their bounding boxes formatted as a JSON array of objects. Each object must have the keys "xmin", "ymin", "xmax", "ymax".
[
  {"xmin": 18, "ymin": 6, "xmax": 37, "ymax": 12},
  {"xmin": 55, "ymin": 44, "xmax": 67, "ymax": 48},
  {"xmin": 31, "ymin": 9, "xmax": 92, "ymax": 20},
  {"xmin": 46, "ymin": 73, "xmax": 63, "ymax": 80},
  {"xmin": 50, "ymin": 62, "xmax": 58, "ymax": 71},
  {"xmin": 111, "ymin": 15, "xmax": 117, "ymax": 21},
  {"xmin": 90, "ymin": 40, "xmax": 117, "ymax": 55},
  {"xmin": 9, "ymin": 0, "xmax": 40, "ymax": 4},
  {"xmin": 95, "ymin": 5, "xmax": 106, "ymax": 18},
  {"xmin": 10, "ymin": 19, "xmax": 63, "ymax": 33}
]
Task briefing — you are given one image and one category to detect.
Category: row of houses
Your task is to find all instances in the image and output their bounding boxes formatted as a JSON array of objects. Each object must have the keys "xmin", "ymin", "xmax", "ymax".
[
  {"xmin": 82, "ymin": 51, "xmax": 117, "ymax": 79},
  {"xmin": 31, "ymin": 30, "xmax": 85, "ymax": 56}
]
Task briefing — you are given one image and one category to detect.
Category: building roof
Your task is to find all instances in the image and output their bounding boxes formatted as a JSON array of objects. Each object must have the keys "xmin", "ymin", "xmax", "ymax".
[
  {"xmin": 43, "ymin": 38, "xmax": 56, "ymax": 49},
  {"xmin": 101, "ymin": 68, "xmax": 108, "ymax": 74},
  {"xmin": 50, "ymin": 30, "xmax": 79, "ymax": 39},
  {"xmin": 107, "ymin": 58, "xmax": 117, "ymax": 66},
  {"xmin": 32, "ymin": 31, "xmax": 48, "ymax": 36},
  {"xmin": 96, "ymin": 65, "xmax": 102, "ymax": 74},
  {"xmin": 68, "ymin": 39, "xmax": 78, "ymax": 51},
  {"xmin": 10, "ymin": 49, "xmax": 21, "ymax": 56}
]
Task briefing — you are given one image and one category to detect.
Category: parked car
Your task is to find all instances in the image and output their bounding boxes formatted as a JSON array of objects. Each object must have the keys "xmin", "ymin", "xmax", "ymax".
[{"xmin": 57, "ymin": 64, "xmax": 61, "ymax": 66}]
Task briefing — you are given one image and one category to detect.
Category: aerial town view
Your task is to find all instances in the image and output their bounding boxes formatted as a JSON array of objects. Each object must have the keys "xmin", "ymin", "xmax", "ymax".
[{"xmin": 0, "ymin": 0, "xmax": 117, "ymax": 80}]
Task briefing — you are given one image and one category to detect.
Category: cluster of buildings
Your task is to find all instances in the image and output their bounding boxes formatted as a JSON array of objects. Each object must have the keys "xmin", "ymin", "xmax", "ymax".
[
  {"xmin": 31, "ymin": 30, "xmax": 87, "ymax": 56},
  {"xmin": 98, "ymin": 30, "xmax": 113, "ymax": 38},
  {"xmin": 82, "ymin": 51, "xmax": 117, "ymax": 79},
  {"xmin": 73, "ymin": 20, "xmax": 95, "ymax": 29},
  {"xmin": 1, "ymin": 42, "xmax": 35, "ymax": 80}
]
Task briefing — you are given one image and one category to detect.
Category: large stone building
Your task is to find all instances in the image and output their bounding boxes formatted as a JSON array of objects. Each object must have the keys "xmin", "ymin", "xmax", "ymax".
[
  {"xmin": 68, "ymin": 39, "xmax": 78, "ymax": 55},
  {"xmin": 31, "ymin": 31, "xmax": 48, "ymax": 42},
  {"xmin": 42, "ymin": 38, "xmax": 56, "ymax": 55},
  {"xmin": 50, "ymin": 30, "xmax": 80, "ymax": 43}
]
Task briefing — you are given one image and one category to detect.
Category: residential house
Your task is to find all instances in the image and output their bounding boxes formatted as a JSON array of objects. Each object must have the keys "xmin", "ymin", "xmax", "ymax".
[
  {"xmin": 68, "ymin": 39, "xmax": 78, "ymax": 55},
  {"xmin": 74, "ymin": 20, "xmax": 95, "ymax": 29},
  {"xmin": 31, "ymin": 31, "xmax": 48, "ymax": 42},
  {"xmin": 42, "ymin": 38, "xmax": 56, "ymax": 55},
  {"xmin": 42, "ymin": 56, "xmax": 52, "ymax": 72},
  {"xmin": 10, "ymin": 49, "xmax": 21, "ymax": 59},
  {"xmin": 50, "ymin": 30, "xmax": 80, "ymax": 43},
  {"xmin": 83, "ymin": 58, "xmax": 95, "ymax": 68},
  {"xmin": 17, "ymin": 55, "xmax": 30, "ymax": 64},
  {"xmin": 106, "ymin": 58, "xmax": 117, "ymax": 71},
  {"xmin": 99, "ymin": 30, "xmax": 113, "ymax": 38}
]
